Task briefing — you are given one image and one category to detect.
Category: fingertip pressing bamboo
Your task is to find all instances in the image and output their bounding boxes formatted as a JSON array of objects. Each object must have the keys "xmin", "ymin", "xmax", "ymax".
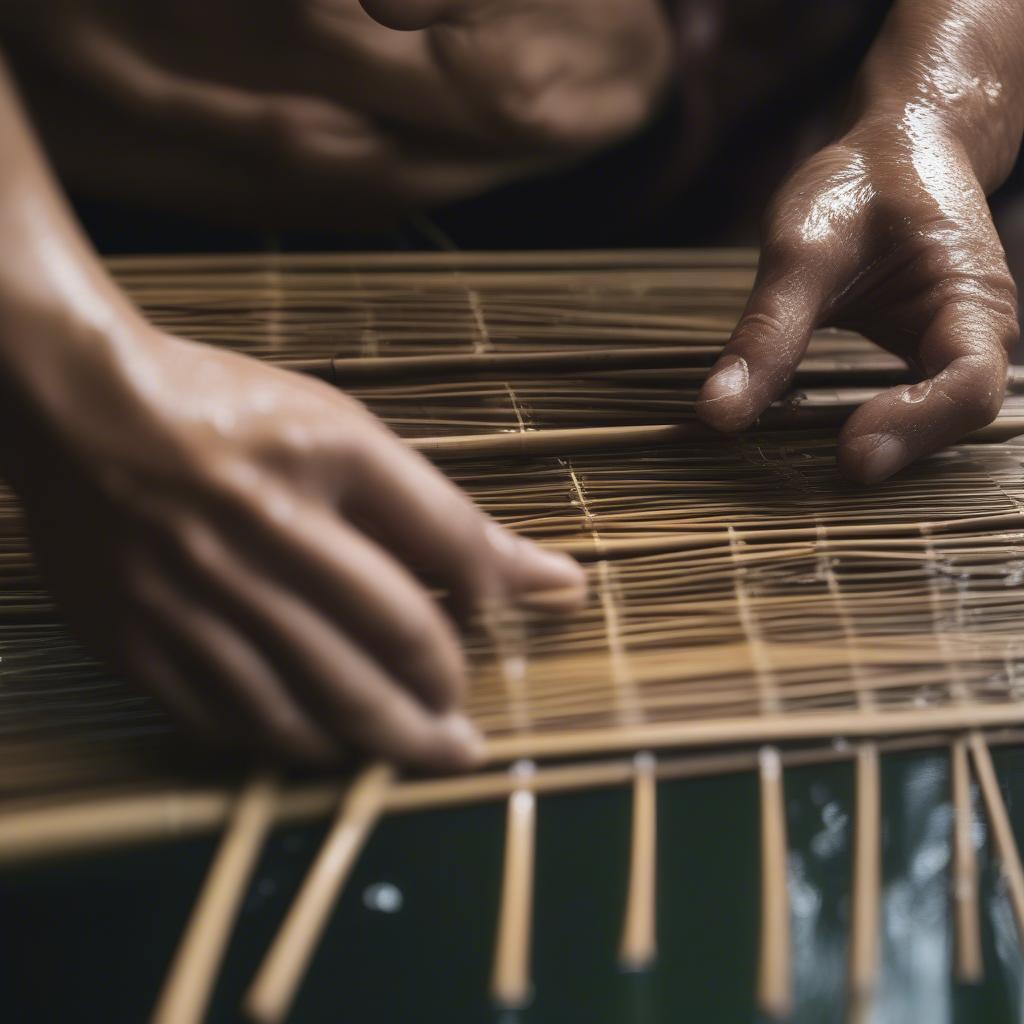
[
  {"xmin": 618, "ymin": 752, "xmax": 658, "ymax": 971},
  {"xmin": 152, "ymin": 774, "xmax": 278, "ymax": 1024},
  {"xmin": 848, "ymin": 741, "xmax": 880, "ymax": 1024},
  {"xmin": 950, "ymin": 737, "xmax": 983, "ymax": 984},
  {"xmin": 757, "ymin": 746, "xmax": 791, "ymax": 1019},
  {"xmin": 491, "ymin": 760, "xmax": 537, "ymax": 1008},
  {"xmin": 968, "ymin": 730, "xmax": 1024, "ymax": 947},
  {"xmin": 244, "ymin": 762, "xmax": 394, "ymax": 1024}
]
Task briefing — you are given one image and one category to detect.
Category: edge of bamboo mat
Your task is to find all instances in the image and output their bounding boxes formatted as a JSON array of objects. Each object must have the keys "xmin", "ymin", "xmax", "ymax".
[{"xmin": 5, "ymin": 727, "xmax": 1024, "ymax": 868}]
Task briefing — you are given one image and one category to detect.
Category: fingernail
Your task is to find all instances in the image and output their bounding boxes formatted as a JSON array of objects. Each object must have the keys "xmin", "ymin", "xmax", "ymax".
[
  {"xmin": 700, "ymin": 357, "xmax": 749, "ymax": 404},
  {"xmin": 850, "ymin": 433, "xmax": 909, "ymax": 485},
  {"xmin": 438, "ymin": 712, "xmax": 485, "ymax": 764}
]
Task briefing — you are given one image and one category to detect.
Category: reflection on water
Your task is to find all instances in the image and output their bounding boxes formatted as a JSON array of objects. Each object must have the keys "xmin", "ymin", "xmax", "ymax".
[
  {"xmin": 877, "ymin": 756, "xmax": 952, "ymax": 1024},
  {"xmin": 790, "ymin": 754, "xmax": 958, "ymax": 1023}
]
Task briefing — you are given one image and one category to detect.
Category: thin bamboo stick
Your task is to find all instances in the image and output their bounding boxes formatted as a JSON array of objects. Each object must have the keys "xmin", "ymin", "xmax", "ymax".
[
  {"xmin": 491, "ymin": 761, "xmax": 536, "ymax": 1008},
  {"xmin": 848, "ymin": 742, "xmax": 881, "ymax": 1024},
  {"xmin": 482, "ymin": 704, "xmax": 1024, "ymax": 763},
  {"xmin": 968, "ymin": 731, "xmax": 1024, "ymax": 946},
  {"xmin": 151, "ymin": 775, "xmax": 277, "ymax": 1024},
  {"xmin": 244, "ymin": 762, "xmax": 394, "ymax": 1024},
  {"xmin": 950, "ymin": 737, "xmax": 983, "ymax": 983},
  {"xmin": 412, "ymin": 416, "xmax": 1024, "ymax": 460},
  {"xmin": 757, "ymin": 746, "xmax": 791, "ymax": 1019},
  {"xmin": 618, "ymin": 752, "xmax": 658, "ymax": 971},
  {"xmin": 4, "ymin": 729, "xmax": 1024, "ymax": 868}
]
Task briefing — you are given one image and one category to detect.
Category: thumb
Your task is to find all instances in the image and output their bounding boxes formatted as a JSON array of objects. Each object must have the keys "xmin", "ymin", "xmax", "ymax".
[{"xmin": 696, "ymin": 248, "xmax": 829, "ymax": 433}]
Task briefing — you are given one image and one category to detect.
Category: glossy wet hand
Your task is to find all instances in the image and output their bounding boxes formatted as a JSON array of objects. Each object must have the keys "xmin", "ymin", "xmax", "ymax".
[
  {"xmin": 696, "ymin": 120, "xmax": 1019, "ymax": 484},
  {"xmin": 15, "ymin": 326, "xmax": 585, "ymax": 769}
]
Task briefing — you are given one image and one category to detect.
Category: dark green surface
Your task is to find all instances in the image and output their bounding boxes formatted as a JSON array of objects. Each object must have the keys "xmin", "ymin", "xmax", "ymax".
[{"xmin": 4, "ymin": 747, "xmax": 1024, "ymax": 1023}]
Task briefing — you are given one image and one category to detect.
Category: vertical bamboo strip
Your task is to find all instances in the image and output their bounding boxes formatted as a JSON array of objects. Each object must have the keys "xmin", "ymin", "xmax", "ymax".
[
  {"xmin": 151, "ymin": 775, "xmax": 278, "ymax": 1024},
  {"xmin": 950, "ymin": 737, "xmax": 983, "ymax": 983},
  {"xmin": 618, "ymin": 752, "xmax": 658, "ymax": 971},
  {"xmin": 968, "ymin": 731, "xmax": 1024, "ymax": 946},
  {"xmin": 848, "ymin": 741, "xmax": 880, "ymax": 1024},
  {"xmin": 757, "ymin": 746, "xmax": 791, "ymax": 1018},
  {"xmin": 244, "ymin": 762, "xmax": 394, "ymax": 1024},
  {"xmin": 491, "ymin": 761, "xmax": 537, "ymax": 1008}
]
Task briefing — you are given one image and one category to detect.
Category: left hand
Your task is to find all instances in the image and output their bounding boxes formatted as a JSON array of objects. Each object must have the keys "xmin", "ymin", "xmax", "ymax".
[{"xmin": 696, "ymin": 117, "xmax": 1019, "ymax": 484}]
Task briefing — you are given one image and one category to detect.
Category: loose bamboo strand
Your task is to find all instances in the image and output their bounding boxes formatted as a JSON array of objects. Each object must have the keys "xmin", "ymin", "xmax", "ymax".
[
  {"xmin": 151, "ymin": 775, "xmax": 278, "ymax": 1024},
  {"xmin": 491, "ymin": 761, "xmax": 537, "ymax": 1008},
  {"xmin": 618, "ymin": 752, "xmax": 658, "ymax": 971},
  {"xmin": 757, "ymin": 746, "xmax": 791, "ymax": 1019},
  {"xmin": 848, "ymin": 742, "xmax": 881, "ymax": 1024},
  {"xmin": 244, "ymin": 762, "xmax": 394, "ymax": 1024},
  {"xmin": 967, "ymin": 731, "xmax": 1024, "ymax": 946},
  {"xmin": 950, "ymin": 737, "xmax": 983, "ymax": 983}
]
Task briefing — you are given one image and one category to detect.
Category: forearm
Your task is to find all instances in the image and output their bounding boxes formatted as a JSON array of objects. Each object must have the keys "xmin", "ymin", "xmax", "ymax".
[
  {"xmin": 0, "ymin": 50, "xmax": 150, "ymax": 483},
  {"xmin": 850, "ymin": 0, "xmax": 1024, "ymax": 192}
]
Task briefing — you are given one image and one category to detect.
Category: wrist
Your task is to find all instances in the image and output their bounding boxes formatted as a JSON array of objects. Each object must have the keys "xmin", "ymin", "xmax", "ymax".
[{"xmin": 0, "ymin": 282, "xmax": 162, "ymax": 490}]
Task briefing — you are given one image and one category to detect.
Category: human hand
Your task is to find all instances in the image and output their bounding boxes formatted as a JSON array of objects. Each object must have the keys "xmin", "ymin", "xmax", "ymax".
[
  {"xmin": 696, "ymin": 103, "xmax": 1019, "ymax": 486},
  {"xmin": 3, "ymin": 0, "xmax": 670, "ymax": 224},
  {"xmin": 12, "ymin": 320, "xmax": 585, "ymax": 770}
]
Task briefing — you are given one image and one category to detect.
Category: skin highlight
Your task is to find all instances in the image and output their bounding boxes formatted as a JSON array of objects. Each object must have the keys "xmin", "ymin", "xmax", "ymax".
[
  {"xmin": 0, "ymin": 52, "xmax": 585, "ymax": 770},
  {"xmin": 695, "ymin": 0, "xmax": 1023, "ymax": 484}
]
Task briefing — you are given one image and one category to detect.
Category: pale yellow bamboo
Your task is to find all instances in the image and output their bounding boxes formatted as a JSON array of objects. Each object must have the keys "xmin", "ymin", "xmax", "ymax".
[
  {"xmin": 491, "ymin": 762, "xmax": 537, "ymax": 1008},
  {"xmin": 244, "ymin": 763, "xmax": 394, "ymax": 1024},
  {"xmin": 968, "ymin": 731, "xmax": 1024, "ymax": 947},
  {"xmin": 757, "ymin": 747, "xmax": 791, "ymax": 1019},
  {"xmin": 618, "ymin": 752, "xmax": 658, "ymax": 971},
  {"xmin": 950, "ymin": 738, "xmax": 983, "ymax": 983},
  {"xmin": 151, "ymin": 775, "xmax": 277, "ymax": 1024},
  {"xmin": 848, "ymin": 742, "xmax": 880, "ymax": 1024},
  {"xmin": 5, "ymin": 729, "xmax": 1024, "ymax": 869}
]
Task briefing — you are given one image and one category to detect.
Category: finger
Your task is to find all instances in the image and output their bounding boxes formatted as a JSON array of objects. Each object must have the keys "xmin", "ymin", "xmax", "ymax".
[
  {"xmin": 838, "ymin": 300, "xmax": 1014, "ymax": 484},
  {"xmin": 161, "ymin": 518, "xmax": 484, "ymax": 770},
  {"xmin": 696, "ymin": 256, "xmax": 828, "ymax": 432},
  {"xmin": 342, "ymin": 433, "xmax": 586, "ymax": 611},
  {"xmin": 136, "ymin": 570, "xmax": 340, "ymax": 765},
  {"xmin": 188, "ymin": 493, "xmax": 468, "ymax": 712},
  {"xmin": 231, "ymin": 572, "xmax": 485, "ymax": 771},
  {"xmin": 116, "ymin": 627, "xmax": 223, "ymax": 745}
]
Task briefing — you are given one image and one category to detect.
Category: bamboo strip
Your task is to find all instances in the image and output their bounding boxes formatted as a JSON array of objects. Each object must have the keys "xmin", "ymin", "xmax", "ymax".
[
  {"xmin": 618, "ymin": 752, "xmax": 658, "ymax": 971},
  {"xmin": 244, "ymin": 762, "xmax": 394, "ymax": 1024},
  {"xmin": 950, "ymin": 737, "xmax": 983, "ymax": 983},
  {"xmin": 151, "ymin": 775, "xmax": 277, "ymax": 1024},
  {"xmin": 491, "ymin": 761, "xmax": 536, "ymax": 1008},
  {"xmin": 482, "ymin": 704, "xmax": 1024, "ymax": 763},
  {"xmin": 412, "ymin": 416, "xmax": 1024, "ymax": 460},
  {"xmin": 967, "ymin": 731, "xmax": 1024, "ymax": 947},
  {"xmin": 757, "ymin": 746, "xmax": 791, "ymax": 1019},
  {"xmin": 848, "ymin": 742, "xmax": 880, "ymax": 1024},
  {"xmin": 4, "ymin": 729, "xmax": 1024, "ymax": 868}
]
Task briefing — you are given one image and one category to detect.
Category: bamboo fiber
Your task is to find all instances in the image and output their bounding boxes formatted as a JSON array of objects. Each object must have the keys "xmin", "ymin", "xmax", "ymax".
[
  {"xmin": 2, "ymin": 249, "xmax": 1024, "ymax": 801},
  {"xmin": 5, "ymin": 249, "xmax": 1024, "ymax": 1023}
]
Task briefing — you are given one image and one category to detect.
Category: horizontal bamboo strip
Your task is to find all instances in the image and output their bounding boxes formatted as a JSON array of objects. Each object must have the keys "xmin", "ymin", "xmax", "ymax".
[{"xmin": 4, "ymin": 729, "xmax": 1024, "ymax": 869}]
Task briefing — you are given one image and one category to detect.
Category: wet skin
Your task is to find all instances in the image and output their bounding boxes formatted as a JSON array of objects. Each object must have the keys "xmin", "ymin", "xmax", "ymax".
[
  {"xmin": 0, "ymin": 54, "xmax": 585, "ymax": 770},
  {"xmin": 0, "ymin": 0, "xmax": 1022, "ymax": 767},
  {"xmin": 693, "ymin": 0, "xmax": 1024, "ymax": 484}
]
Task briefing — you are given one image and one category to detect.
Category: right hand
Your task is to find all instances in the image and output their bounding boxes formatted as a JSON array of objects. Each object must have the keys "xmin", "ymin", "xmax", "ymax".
[
  {"xmin": 12, "ymin": 319, "xmax": 585, "ymax": 770},
  {"xmin": 2, "ymin": 0, "xmax": 671, "ymax": 225}
]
